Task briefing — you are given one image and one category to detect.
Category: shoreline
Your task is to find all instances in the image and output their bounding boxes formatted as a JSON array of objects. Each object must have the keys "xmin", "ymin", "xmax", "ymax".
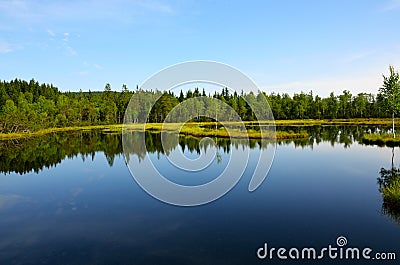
[{"xmin": 1, "ymin": 118, "xmax": 399, "ymax": 140}]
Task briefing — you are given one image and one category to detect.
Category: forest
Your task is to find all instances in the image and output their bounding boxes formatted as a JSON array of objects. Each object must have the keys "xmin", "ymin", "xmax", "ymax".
[{"xmin": 0, "ymin": 78, "xmax": 393, "ymax": 133}]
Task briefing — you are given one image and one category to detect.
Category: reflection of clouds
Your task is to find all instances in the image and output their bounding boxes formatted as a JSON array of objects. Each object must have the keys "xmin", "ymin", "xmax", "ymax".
[
  {"xmin": 0, "ymin": 194, "xmax": 29, "ymax": 209},
  {"xmin": 70, "ymin": 187, "xmax": 83, "ymax": 197},
  {"xmin": 0, "ymin": 222, "xmax": 42, "ymax": 250},
  {"xmin": 55, "ymin": 187, "xmax": 84, "ymax": 215},
  {"xmin": 70, "ymin": 187, "xmax": 83, "ymax": 212}
]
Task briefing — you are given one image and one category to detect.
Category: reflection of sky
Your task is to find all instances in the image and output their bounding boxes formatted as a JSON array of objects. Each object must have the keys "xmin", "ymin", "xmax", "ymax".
[
  {"xmin": 0, "ymin": 194, "xmax": 28, "ymax": 209},
  {"xmin": 0, "ymin": 143, "xmax": 400, "ymax": 264}
]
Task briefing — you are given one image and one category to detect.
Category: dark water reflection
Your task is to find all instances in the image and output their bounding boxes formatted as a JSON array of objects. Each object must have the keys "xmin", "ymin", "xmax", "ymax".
[
  {"xmin": 0, "ymin": 125, "xmax": 392, "ymax": 175},
  {"xmin": 0, "ymin": 126, "xmax": 399, "ymax": 264}
]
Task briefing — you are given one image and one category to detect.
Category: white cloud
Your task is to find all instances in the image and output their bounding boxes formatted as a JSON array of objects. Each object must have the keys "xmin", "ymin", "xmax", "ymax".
[
  {"xmin": 136, "ymin": 0, "xmax": 174, "ymax": 14},
  {"xmin": 381, "ymin": 0, "xmax": 400, "ymax": 11},
  {"xmin": 0, "ymin": 40, "xmax": 12, "ymax": 53},
  {"xmin": 78, "ymin": 70, "xmax": 89, "ymax": 76},
  {"xmin": 0, "ymin": 0, "xmax": 28, "ymax": 13},
  {"xmin": 79, "ymin": 62, "xmax": 102, "ymax": 77},
  {"xmin": 59, "ymin": 31, "xmax": 77, "ymax": 56},
  {"xmin": 46, "ymin": 29, "xmax": 55, "ymax": 37},
  {"xmin": 62, "ymin": 32, "xmax": 69, "ymax": 41},
  {"xmin": 341, "ymin": 50, "xmax": 375, "ymax": 63},
  {"xmin": 0, "ymin": 0, "xmax": 175, "ymax": 24},
  {"xmin": 0, "ymin": 0, "xmax": 39, "ymax": 22},
  {"xmin": 65, "ymin": 45, "xmax": 77, "ymax": 56}
]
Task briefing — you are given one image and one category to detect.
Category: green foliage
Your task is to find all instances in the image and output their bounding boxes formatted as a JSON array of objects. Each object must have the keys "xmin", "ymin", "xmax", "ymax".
[
  {"xmin": 362, "ymin": 134, "xmax": 400, "ymax": 147},
  {"xmin": 382, "ymin": 178, "xmax": 400, "ymax": 205},
  {"xmin": 0, "ymin": 73, "xmax": 399, "ymax": 134},
  {"xmin": 378, "ymin": 167, "xmax": 400, "ymax": 214},
  {"xmin": 378, "ymin": 65, "xmax": 400, "ymax": 137},
  {"xmin": 0, "ymin": 79, "xmax": 134, "ymax": 133},
  {"xmin": 379, "ymin": 66, "xmax": 400, "ymax": 115}
]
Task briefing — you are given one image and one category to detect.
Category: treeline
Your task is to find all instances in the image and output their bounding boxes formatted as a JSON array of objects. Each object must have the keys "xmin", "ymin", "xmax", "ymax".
[
  {"xmin": 0, "ymin": 79, "xmax": 132, "ymax": 133},
  {"xmin": 0, "ymin": 78, "xmax": 392, "ymax": 133}
]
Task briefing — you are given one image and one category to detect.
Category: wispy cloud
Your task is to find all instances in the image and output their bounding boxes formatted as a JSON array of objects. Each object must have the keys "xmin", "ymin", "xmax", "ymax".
[
  {"xmin": 78, "ymin": 70, "xmax": 89, "ymax": 76},
  {"xmin": 0, "ymin": 194, "xmax": 29, "ymax": 209},
  {"xmin": 78, "ymin": 61, "xmax": 103, "ymax": 76},
  {"xmin": 0, "ymin": 0, "xmax": 39, "ymax": 22},
  {"xmin": 341, "ymin": 50, "xmax": 375, "ymax": 63},
  {"xmin": 59, "ymin": 32, "xmax": 77, "ymax": 56},
  {"xmin": 46, "ymin": 29, "xmax": 55, "ymax": 37},
  {"xmin": 44, "ymin": 29, "xmax": 78, "ymax": 56},
  {"xmin": 64, "ymin": 45, "xmax": 77, "ymax": 56},
  {"xmin": 0, "ymin": 0, "xmax": 175, "ymax": 24},
  {"xmin": 0, "ymin": 0, "xmax": 28, "ymax": 14},
  {"xmin": 0, "ymin": 40, "xmax": 12, "ymax": 53},
  {"xmin": 381, "ymin": 0, "xmax": 400, "ymax": 11},
  {"xmin": 82, "ymin": 61, "xmax": 102, "ymax": 69},
  {"xmin": 136, "ymin": 0, "xmax": 174, "ymax": 14},
  {"xmin": 62, "ymin": 32, "xmax": 69, "ymax": 41}
]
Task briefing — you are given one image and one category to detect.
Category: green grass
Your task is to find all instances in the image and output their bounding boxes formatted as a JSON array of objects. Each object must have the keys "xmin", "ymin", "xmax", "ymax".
[
  {"xmin": 3, "ymin": 118, "xmax": 398, "ymax": 140},
  {"xmin": 0, "ymin": 124, "xmax": 124, "ymax": 140},
  {"xmin": 0, "ymin": 122, "xmax": 310, "ymax": 140},
  {"xmin": 124, "ymin": 122, "xmax": 309, "ymax": 140},
  {"xmin": 361, "ymin": 134, "xmax": 400, "ymax": 146},
  {"xmin": 382, "ymin": 178, "xmax": 400, "ymax": 211}
]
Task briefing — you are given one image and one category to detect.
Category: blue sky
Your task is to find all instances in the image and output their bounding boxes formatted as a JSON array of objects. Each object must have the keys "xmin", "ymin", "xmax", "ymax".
[{"xmin": 0, "ymin": 0, "xmax": 400, "ymax": 96}]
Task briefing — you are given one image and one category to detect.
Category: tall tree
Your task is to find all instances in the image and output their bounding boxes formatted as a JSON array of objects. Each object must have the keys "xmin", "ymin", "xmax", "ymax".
[
  {"xmin": 379, "ymin": 66, "xmax": 400, "ymax": 137},
  {"xmin": 104, "ymin": 83, "xmax": 112, "ymax": 93}
]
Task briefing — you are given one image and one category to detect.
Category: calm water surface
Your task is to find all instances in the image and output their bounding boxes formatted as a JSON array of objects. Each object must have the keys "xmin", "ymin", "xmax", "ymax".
[{"xmin": 0, "ymin": 126, "xmax": 399, "ymax": 264}]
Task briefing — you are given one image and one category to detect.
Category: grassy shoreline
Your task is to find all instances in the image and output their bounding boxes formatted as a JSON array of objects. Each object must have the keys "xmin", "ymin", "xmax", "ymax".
[
  {"xmin": 361, "ymin": 134, "xmax": 400, "ymax": 146},
  {"xmin": 382, "ymin": 177, "xmax": 400, "ymax": 211},
  {"xmin": 1, "ymin": 118, "xmax": 399, "ymax": 140}
]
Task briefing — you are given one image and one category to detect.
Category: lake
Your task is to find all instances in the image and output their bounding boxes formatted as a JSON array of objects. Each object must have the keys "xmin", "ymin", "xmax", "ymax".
[{"xmin": 0, "ymin": 126, "xmax": 399, "ymax": 264}]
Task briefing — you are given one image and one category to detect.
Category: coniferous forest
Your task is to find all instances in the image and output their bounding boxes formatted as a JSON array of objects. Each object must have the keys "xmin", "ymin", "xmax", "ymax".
[{"xmin": 0, "ymin": 78, "xmax": 392, "ymax": 133}]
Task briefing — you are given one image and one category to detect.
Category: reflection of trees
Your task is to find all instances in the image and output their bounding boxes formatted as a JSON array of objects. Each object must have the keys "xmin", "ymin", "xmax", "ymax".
[
  {"xmin": 1, "ymin": 125, "xmax": 394, "ymax": 174},
  {"xmin": 377, "ymin": 148, "xmax": 400, "ymax": 224},
  {"xmin": 1, "ymin": 130, "xmax": 275, "ymax": 174},
  {"xmin": 0, "ymin": 130, "xmax": 123, "ymax": 174},
  {"xmin": 190, "ymin": 124, "xmax": 389, "ymax": 149},
  {"xmin": 276, "ymin": 125, "xmax": 388, "ymax": 148}
]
